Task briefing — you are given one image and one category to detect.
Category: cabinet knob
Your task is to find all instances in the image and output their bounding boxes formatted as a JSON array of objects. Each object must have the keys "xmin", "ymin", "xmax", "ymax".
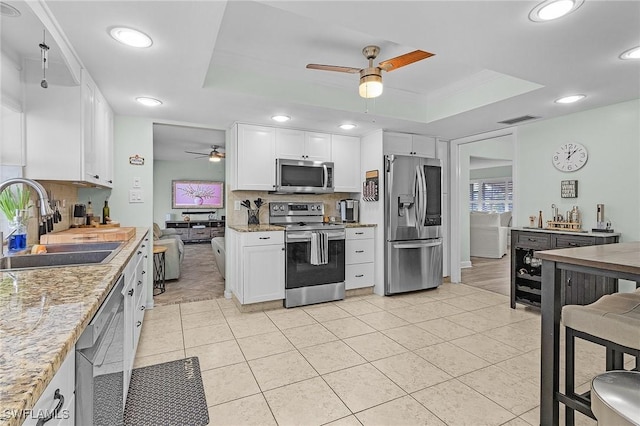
[
  {"xmin": 128, "ymin": 289, "xmax": 134, "ymax": 296},
  {"xmin": 137, "ymin": 251, "xmax": 142, "ymax": 255},
  {"xmin": 136, "ymin": 321, "xmax": 142, "ymax": 327},
  {"xmin": 108, "ymin": 180, "xmax": 113, "ymax": 184},
  {"xmin": 355, "ymin": 250, "xmax": 365, "ymax": 253},
  {"xmin": 355, "ymin": 274, "xmax": 364, "ymax": 278},
  {"xmin": 259, "ymin": 237, "xmax": 271, "ymax": 240},
  {"xmin": 94, "ymin": 174, "xmax": 100, "ymax": 179},
  {"xmin": 567, "ymin": 277, "xmax": 572, "ymax": 286},
  {"xmin": 140, "ymin": 305, "xmax": 145, "ymax": 310},
  {"xmin": 137, "ymin": 280, "xmax": 142, "ymax": 286},
  {"xmin": 355, "ymin": 232, "xmax": 364, "ymax": 235}
]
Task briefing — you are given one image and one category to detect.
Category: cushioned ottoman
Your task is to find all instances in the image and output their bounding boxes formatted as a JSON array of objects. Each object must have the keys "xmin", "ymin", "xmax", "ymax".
[{"xmin": 211, "ymin": 237, "xmax": 225, "ymax": 279}]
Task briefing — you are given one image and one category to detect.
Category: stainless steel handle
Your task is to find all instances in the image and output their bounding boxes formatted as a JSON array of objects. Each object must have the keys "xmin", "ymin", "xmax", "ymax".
[
  {"xmin": 323, "ymin": 164, "xmax": 328, "ymax": 190},
  {"xmin": 355, "ymin": 232, "xmax": 364, "ymax": 235},
  {"xmin": 355, "ymin": 250, "xmax": 365, "ymax": 253},
  {"xmin": 355, "ymin": 274, "xmax": 364, "ymax": 277},
  {"xmin": 393, "ymin": 241, "xmax": 442, "ymax": 249},
  {"xmin": 259, "ymin": 237, "xmax": 271, "ymax": 240},
  {"xmin": 420, "ymin": 165, "xmax": 428, "ymax": 226}
]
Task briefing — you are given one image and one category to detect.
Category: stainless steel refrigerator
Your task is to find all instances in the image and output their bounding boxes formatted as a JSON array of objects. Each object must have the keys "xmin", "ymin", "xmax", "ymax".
[{"xmin": 385, "ymin": 155, "xmax": 443, "ymax": 295}]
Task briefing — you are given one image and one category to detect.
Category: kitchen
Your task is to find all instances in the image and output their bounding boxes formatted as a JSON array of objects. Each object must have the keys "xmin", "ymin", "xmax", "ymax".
[{"xmin": 2, "ymin": 1, "xmax": 640, "ymax": 425}]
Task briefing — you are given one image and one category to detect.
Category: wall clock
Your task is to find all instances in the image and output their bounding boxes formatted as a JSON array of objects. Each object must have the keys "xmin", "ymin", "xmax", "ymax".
[{"xmin": 552, "ymin": 142, "xmax": 588, "ymax": 172}]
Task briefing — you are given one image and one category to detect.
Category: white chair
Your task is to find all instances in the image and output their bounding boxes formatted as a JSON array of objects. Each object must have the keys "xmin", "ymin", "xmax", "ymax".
[{"xmin": 469, "ymin": 211, "xmax": 510, "ymax": 258}]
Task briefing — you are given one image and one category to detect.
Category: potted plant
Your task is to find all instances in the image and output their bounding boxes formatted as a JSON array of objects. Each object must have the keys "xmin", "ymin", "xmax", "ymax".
[{"xmin": 0, "ymin": 186, "xmax": 31, "ymax": 251}]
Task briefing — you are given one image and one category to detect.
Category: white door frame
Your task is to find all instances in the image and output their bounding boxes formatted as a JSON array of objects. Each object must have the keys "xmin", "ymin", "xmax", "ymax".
[{"xmin": 449, "ymin": 128, "xmax": 517, "ymax": 283}]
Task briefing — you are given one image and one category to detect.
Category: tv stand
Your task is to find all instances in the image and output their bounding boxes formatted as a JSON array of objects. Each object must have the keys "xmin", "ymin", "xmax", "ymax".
[{"xmin": 165, "ymin": 220, "xmax": 225, "ymax": 243}]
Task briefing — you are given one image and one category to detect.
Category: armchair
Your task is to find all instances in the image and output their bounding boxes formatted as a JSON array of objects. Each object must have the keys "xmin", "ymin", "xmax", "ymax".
[
  {"xmin": 153, "ymin": 223, "xmax": 184, "ymax": 280},
  {"xmin": 469, "ymin": 211, "xmax": 511, "ymax": 258}
]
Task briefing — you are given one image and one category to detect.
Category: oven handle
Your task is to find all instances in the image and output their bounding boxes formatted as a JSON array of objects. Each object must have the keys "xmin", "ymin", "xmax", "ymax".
[
  {"xmin": 286, "ymin": 233, "xmax": 345, "ymax": 242},
  {"xmin": 392, "ymin": 240, "xmax": 442, "ymax": 249}
]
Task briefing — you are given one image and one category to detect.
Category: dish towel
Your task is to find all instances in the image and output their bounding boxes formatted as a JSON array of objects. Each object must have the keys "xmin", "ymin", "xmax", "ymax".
[{"xmin": 310, "ymin": 231, "xmax": 329, "ymax": 266}]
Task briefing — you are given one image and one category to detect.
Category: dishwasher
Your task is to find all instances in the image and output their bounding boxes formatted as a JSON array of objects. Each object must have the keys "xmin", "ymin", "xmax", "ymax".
[{"xmin": 76, "ymin": 275, "xmax": 125, "ymax": 426}]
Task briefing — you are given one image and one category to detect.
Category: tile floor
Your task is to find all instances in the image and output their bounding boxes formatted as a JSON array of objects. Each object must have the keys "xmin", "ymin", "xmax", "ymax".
[{"xmin": 135, "ymin": 283, "xmax": 614, "ymax": 426}]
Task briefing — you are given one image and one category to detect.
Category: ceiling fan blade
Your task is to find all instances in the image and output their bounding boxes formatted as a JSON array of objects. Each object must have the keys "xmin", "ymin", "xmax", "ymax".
[
  {"xmin": 192, "ymin": 155, "xmax": 209, "ymax": 160},
  {"xmin": 216, "ymin": 152, "xmax": 226, "ymax": 158},
  {"xmin": 306, "ymin": 64, "xmax": 361, "ymax": 74},
  {"xmin": 379, "ymin": 50, "xmax": 435, "ymax": 72},
  {"xmin": 185, "ymin": 150, "xmax": 209, "ymax": 156}
]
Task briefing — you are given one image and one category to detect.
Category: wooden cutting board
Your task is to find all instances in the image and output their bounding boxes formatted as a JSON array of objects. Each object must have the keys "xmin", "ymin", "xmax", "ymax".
[{"xmin": 40, "ymin": 227, "xmax": 136, "ymax": 244}]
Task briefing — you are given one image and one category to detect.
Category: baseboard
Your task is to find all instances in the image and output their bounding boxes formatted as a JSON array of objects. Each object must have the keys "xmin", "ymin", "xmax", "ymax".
[{"xmin": 460, "ymin": 260, "xmax": 473, "ymax": 269}]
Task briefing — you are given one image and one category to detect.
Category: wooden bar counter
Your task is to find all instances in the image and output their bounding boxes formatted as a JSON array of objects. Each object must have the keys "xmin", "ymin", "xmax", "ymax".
[{"xmin": 536, "ymin": 241, "xmax": 640, "ymax": 425}]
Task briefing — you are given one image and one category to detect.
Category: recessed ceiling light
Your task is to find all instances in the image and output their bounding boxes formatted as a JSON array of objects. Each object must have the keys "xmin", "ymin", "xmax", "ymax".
[
  {"xmin": 555, "ymin": 94, "xmax": 586, "ymax": 104},
  {"xmin": 529, "ymin": 0, "xmax": 583, "ymax": 22},
  {"xmin": 109, "ymin": 27, "xmax": 153, "ymax": 48},
  {"xmin": 620, "ymin": 46, "xmax": 640, "ymax": 60},
  {"xmin": 0, "ymin": 2, "xmax": 21, "ymax": 17},
  {"xmin": 271, "ymin": 115, "xmax": 291, "ymax": 122},
  {"xmin": 339, "ymin": 124, "xmax": 357, "ymax": 130},
  {"xmin": 136, "ymin": 97, "xmax": 162, "ymax": 106}
]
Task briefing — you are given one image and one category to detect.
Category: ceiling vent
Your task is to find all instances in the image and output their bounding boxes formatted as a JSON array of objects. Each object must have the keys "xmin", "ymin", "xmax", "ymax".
[{"xmin": 498, "ymin": 115, "xmax": 540, "ymax": 125}]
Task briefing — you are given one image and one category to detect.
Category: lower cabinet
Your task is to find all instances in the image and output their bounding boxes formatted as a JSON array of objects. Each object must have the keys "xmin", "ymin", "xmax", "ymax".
[
  {"xmin": 345, "ymin": 227, "xmax": 375, "ymax": 290},
  {"xmin": 23, "ymin": 349, "xmax": 75, "ymax": 426},
  {"xmin": 123, "ymin": 234, "xmax": 149, "ymax": 398},
  {"xmin": 229, "ymin": 229, "xmax": 285, "ymax": 304},
  {"xmin": 511, "ymin": 229, "xmax": 619, "ymax": 309}
]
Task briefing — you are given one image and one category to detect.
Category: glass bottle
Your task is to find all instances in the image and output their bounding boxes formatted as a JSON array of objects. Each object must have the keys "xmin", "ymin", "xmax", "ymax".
[
  {"xmin": 8, "ymin": 210, "xmax": 27, "ymax": 252},
  {"xmin": 86, "ymin": 199, "xmax": 94, "ymax": 225},
  {"xmin": 102, "ymin": 200, "xmax": 110, "ymax": 224},
  {"xmin": 538, "ymin": 210, "xmax": 543, "ymax": 228}
]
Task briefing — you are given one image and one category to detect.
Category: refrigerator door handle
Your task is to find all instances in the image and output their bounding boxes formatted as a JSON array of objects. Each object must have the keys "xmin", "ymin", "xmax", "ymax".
[
  {"xmin": 420, "ymin": 165, "xmax": 428, "ymax": 226},
  {"xmin": 414, "ymin": 165, "xmax": 422, "ymax": 230},
  {"xmin": 392, "ymin": 240, "xmax": 442, "ymax": 249}
]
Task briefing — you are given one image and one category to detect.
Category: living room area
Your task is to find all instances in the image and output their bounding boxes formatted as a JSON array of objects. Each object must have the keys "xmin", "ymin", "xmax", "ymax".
[{"xmin": 151, "ymin": 123, "xmax": 227, "ymax": 306}]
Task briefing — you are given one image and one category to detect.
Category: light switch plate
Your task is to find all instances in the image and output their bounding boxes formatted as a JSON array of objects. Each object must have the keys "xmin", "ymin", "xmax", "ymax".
[
  {"xmin": 133, "ymin": 177, "xmax": 141, "ymax": 188},
  {"xmin": 129, "ymin": 189, "xmax": 144, "ymax": 203}
]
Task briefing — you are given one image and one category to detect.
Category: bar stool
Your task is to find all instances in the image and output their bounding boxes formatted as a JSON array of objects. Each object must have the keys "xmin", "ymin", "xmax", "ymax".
[
  {"xmin": 153, "ymin": 245, "xmax": 168, "ymax": 296},
  {"xmin": 591, "ymin": 370, "xmax": 640, "ymax": 425},
  {"xmin": 561, "ymin": 292, "xmax": 640, "ymax": 425}
]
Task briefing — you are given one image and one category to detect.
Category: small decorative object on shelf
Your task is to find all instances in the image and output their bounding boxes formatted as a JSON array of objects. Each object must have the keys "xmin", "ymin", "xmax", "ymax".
[
  {"xmin": 529, "ymin": 215, "xmax": 537, "ymax": 227},
  {"xmin": 242, "ymin": 198, "xmax": 262, "ymax": 225},
  {"xmin": 363, "ymin": 170, "xmax": 379, "ymax": 202},
  {"xmin": 538, "ymin": 211, "xmax": 543, "ymax": 228},
  {"xmin": 561, "ymin": 180, "xmax": 578, "ymax": 198}
]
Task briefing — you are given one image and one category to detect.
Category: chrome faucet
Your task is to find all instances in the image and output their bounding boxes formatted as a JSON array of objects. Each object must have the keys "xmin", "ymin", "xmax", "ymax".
[{"xmin": 0, "ymin": 178, "xmax": 54, "ymax": 218}]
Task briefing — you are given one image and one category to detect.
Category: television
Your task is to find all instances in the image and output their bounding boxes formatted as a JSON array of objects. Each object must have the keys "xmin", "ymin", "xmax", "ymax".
[{"xmin": 172, "ymin": 180, "xmax": 224, "ymax": 209}]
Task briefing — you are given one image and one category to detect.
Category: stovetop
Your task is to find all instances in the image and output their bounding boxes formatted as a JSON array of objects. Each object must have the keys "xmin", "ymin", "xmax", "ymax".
[{"xmin": 269, "ymin": 201, "xmax": 345, "ymax": 231}]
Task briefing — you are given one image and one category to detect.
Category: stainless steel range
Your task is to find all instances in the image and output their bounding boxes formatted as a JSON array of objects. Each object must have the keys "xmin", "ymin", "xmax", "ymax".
[{"xmin": 270, "ymin": 202, "xmax": 345, "ymax": 308}]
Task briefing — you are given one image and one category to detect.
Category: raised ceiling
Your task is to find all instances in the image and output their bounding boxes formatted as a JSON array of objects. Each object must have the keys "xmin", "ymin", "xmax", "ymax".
[{"xmin": 2, "ymin": 0, "xmax": 639, "ymax": 159}]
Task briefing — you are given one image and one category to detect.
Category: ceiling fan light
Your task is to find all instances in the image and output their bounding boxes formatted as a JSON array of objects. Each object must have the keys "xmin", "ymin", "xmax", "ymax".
[
  {"xmin": 209, "ymin": 155, "xmax": 221, "ymax": 162},
  {"xmin": 359, "ymin": 74, "xmax": 383, "ymax": 98}
]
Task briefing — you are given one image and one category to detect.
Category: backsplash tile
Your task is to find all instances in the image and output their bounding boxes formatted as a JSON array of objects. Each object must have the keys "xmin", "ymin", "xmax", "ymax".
[{"xmin": 26, "ymin": 182, "xmax": 78, "ymax": 245}]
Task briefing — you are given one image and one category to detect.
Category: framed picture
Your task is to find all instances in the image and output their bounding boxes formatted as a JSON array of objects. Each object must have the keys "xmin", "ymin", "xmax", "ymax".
[{"xmin": 172, "ymin": 180, "xmax": 224, "ymax": 209}]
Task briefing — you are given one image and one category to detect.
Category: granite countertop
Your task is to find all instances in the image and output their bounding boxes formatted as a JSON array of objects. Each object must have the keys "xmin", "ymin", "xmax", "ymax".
[
  {"xmin": 0, "ymin": 227, "xmax": 149, "ymax": 426},
  {"xmin": 512, "ymin": 227, "xmax": 621, "ymax": 237},
  {"xmin": 229, "ymin": 223, "xmax": 377, "ymax": 232}
]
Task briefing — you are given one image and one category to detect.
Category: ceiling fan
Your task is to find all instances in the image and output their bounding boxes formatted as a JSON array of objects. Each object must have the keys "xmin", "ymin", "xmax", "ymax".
[
  {"xmin": 184, "ymin": 145, "xmax": 226, "ymax": 162},
  {"xmin": 307, "ymin": 45, "xmax": 435, "ymax": 98}
]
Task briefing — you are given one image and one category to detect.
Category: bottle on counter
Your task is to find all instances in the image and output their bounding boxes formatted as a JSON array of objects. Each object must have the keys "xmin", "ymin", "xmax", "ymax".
[
  {"xmin": 86, "ymin": 199, "xmax": 94, "ymax": 225},
  {"xmin": 102, "ymin": 200, "xmax": 110, "ymax": 225},
  {"xmin": 538, "ymin": 210, "xmax": 543, "ymax": 228}
]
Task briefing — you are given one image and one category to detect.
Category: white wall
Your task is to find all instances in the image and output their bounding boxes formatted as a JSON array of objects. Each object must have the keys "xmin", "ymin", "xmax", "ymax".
[
  {"xmin": 516, "ymin": 99, "xmax": 640, "ymax": 242},
  {"xmin": 358, "ymin": 130, "xmax": 385, "ymax": 295},
  {"xmin": 470, "ymin": 165, "xmax": 512, "ymax": 180},
  {"xmin": 153, "ymin": 159, "xmax": 225, "ymax": 226}
]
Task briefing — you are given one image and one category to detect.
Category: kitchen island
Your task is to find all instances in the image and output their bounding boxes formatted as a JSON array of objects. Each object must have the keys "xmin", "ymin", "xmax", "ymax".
[
  {"xmin": 0, "ymin": 228, "xmax": 150, "ymax": 426},
  {"xmin": 536, "ymin": 241, "xmax": 640, "ymax": 426}
]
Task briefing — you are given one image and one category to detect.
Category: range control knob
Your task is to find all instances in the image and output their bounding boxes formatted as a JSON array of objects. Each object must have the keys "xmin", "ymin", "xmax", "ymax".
[
  {"xmin": 279, "ymin": 205, "xmax": 284, "ymax": 211},
  {"xmin": 272, "ymin": 205, "xmax": 278, "ymax": 211}
]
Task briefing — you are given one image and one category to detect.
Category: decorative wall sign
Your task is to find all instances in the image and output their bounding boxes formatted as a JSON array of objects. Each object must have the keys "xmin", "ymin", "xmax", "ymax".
[
  {"xmin": 561, "ymin": 180, "xmax": 578, "ymax": 198},
  {"xmin": 363, "ymin": 170, "xmax": 379, "ymax": 202},
  {"xmin": 129, "ymin": 155, "xmax": 145, "ymax": 166}
]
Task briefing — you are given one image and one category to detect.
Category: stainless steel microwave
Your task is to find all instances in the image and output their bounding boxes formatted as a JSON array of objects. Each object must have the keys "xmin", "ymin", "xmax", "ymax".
[{"xmin": 275, "ymin": 158, "xmax": 334, "ymax": 194}]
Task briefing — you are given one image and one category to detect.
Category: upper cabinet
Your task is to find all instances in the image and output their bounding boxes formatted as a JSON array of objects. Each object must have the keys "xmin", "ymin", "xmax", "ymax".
[
  {"xmin": 232, "ymin": 124, "xmax": 276, "ymax": 191},
  {"xmin": 275, "ymin": 128, "xmax": 331, "ymax": 161},
  {"xmin": 331, "ymin": 134, "xmax": 360, "ymax": 192},
  {"xmin": 231, "ymin": 123, "xmax": 360, "ymax": 193},
  {"xmin": 383, "ymin": 132, "xmax": 436, "ymax": 158},
  {"xmin": 25, "ymin": 69, "xmax": 114, "ymax": 188}
]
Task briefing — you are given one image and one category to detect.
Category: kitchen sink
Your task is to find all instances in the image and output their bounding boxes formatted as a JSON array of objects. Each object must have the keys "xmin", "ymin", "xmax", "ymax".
[{"xmin": 0, "ymin": 242, "xmax": 123, "ymax": 271}]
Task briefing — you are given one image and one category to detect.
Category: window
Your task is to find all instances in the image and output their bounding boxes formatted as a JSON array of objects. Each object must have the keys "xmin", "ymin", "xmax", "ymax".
[{"xmin": 470, "ymin": 179, "xmax": 512, "ymax": 212}]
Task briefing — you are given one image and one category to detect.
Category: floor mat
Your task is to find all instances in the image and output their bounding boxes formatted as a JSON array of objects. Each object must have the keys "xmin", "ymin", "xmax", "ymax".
[{"xmin": 124, "ymin": 357, "xmax": 209, "ymax": 426}]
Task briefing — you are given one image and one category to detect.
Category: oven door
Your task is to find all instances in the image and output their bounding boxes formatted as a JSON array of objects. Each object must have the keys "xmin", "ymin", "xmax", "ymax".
[{"xmin": 285, "ymin": 231, "xmax": 345, "ymax": 289}]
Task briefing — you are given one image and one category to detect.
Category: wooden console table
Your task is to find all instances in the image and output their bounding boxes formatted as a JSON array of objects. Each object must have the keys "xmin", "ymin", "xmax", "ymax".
[
  {"xmin": 536, "ymin": 242, "xmax": 640, "ymax": 426},
  {"xmin": 165, "ymin": 220, "xmax": 225, "ymax": 243}
]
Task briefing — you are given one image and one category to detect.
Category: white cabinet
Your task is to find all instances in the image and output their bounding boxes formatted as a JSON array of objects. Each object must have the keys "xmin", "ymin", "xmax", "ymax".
[
  {"xmin": 275, "ymin": 128, "xmax": 331, "ymax": 161},
  {"xmin": 345, "ymin": 227, "xmax": 375, "ymax": 290},
  {"xmin": 23, "ymin": 348, "xmax": 75, "ymax": 426},
  {"xmin": 233, "ymin": 124, "xmax": 276, "ymax": 191},
  {"xmin": 384, "ymin": 132, "xmax": 436, "ymax": 158},
  {"xmin": 124, "ymin": 234, "xmax": 149, "ymax": 399},
  {"xmin": 0, "ymin": 105, "xmax": 25, "ymax": 166},
  {"xmin": 229, "ymin": 229, "xmax": 285, "ymax": 304},
  {"xmin": 331, "ymin": 134, "xmax": 361, "ymax": 192},
  {"xmin": 24, "ymin": 69, "xmax": 114, "ymax": 188}
]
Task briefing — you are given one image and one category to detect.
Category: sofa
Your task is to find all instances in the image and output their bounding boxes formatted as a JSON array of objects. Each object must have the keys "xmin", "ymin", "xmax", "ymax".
[
  {"xmin": 470, "ymin": 211, "xmax": 511, "ymax": 258},
  {"xmin": 152, "ymin": 223, "xmax": 184, "ymax": 280}
]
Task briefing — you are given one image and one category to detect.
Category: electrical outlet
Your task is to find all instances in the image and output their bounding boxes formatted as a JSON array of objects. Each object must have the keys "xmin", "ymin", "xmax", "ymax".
[
  {"xmin": 129, "ymin": 189, "xmax": 144, "ymax": 203},
  {"xmin": 234, "ymin": 200, "xmax": 241, "ymax": 211}
]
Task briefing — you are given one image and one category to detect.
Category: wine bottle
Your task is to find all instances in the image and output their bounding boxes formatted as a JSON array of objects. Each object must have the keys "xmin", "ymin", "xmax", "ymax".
[
  {"xmin": 102, "ymin": 200, "xmax": 110, "ymax": 225},
  {"xmin": 538, "ymin": 210, "xmax": 543, "ymax": 228}
]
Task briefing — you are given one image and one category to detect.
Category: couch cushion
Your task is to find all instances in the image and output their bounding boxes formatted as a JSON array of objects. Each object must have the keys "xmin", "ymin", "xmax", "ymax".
[
  {"xmin": 470, "ymin": 211, "xmax": 501, "ymax": 227},
  {"xmin": 153, "ymin": 223, "xmax": 161, "ymax": 240}
]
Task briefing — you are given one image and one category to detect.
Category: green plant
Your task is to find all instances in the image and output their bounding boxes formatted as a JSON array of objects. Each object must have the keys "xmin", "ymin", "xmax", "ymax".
[{"xmin": 0, "ymin": 186, "xmax": 32, "ymax": 221}]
